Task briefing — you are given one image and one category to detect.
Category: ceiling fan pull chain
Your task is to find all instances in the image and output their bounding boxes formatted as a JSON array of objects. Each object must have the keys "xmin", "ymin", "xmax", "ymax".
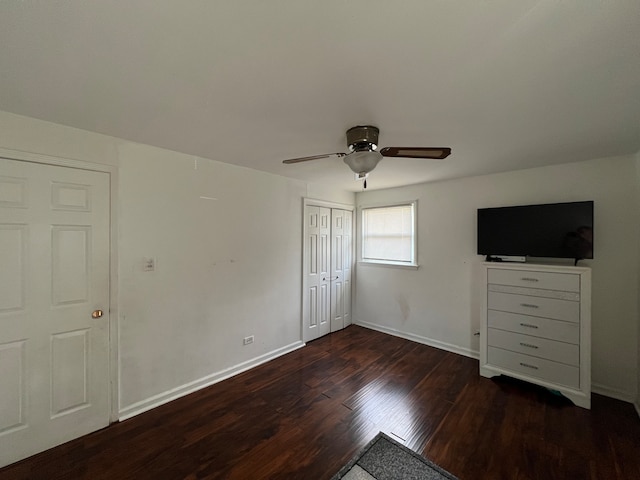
[{"xmin": 363, "ymin": 178, "xmax": 367, "ymax": 189}]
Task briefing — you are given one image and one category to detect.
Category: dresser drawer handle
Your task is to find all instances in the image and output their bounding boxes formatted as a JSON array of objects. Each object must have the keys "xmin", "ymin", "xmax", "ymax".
[
  {"xmin": 519, "ymin": 323, "xmax": 539, "ymax": 329},
  {"xmin": 520, "ymin": 277, "xmax": 539, "ymax": 282},
  {"xmin": 520, "ymin": 303, "xmax": 539, "ymax": 309},
  {"xmin": 519, "ymin": 342, "xmax": 539, "ymax": 349},
  {"xmin": 519, "ymin": 362, "xmax": 539, "ymax": 370}
]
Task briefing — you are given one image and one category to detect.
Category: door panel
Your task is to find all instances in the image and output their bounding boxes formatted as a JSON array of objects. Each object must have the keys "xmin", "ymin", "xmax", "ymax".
[
  {"xmin": 0, "ymin": 175, "xmax": 27, "ymax": 206},
  {"xmin": 331, "ymin": 209, "xmax": 353, "ymax": 332},
  {"xmin": 51, "ymin": 329, "xmax": 90, "ymax": 417},
  {"xmin": 330, "ymin": 209, "xmax": 344, "ymax": 332},
  {"xmin": 52, "ymin": 226, "xmax": 91, "ymax": 305},
  {"xmin": 304, "ymin": 206, "xmax": 330, "ymax": 341},
  {"xmin": 0, "ymin": 340, "xmax": 26, "ymax": 433},
  {"xmin": 343, "ymin": 209, "xmax": 352, "ymax": 328},
  {"xmin": 0, "ymin": 158, "xmax": 110, "ymax": 468},
  {"xmin": 331, "ymin": 279, "xmax": 343, "ymax": 331},
  {"xmin": 0, "ymin": 225, "xmax": 26, "ymax": 313}
]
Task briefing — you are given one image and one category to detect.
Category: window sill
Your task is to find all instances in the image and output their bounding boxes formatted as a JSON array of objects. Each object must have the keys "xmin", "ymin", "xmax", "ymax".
[{"xmin": 358, "ymin": 261, "xmax": 419, "ymax": 270}]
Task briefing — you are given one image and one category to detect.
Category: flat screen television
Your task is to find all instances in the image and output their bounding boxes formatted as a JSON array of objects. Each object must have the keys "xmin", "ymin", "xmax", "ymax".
[{"xmin": 477, "ymin": 201, "xmax": 593, "ymax": 260}]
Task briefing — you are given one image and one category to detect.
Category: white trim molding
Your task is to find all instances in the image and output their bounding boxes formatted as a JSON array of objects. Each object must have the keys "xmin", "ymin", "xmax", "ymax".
[
  {"xmin": 591, "ymin": 383, "xmax": 636, "ymax": 404},
  {"xmin": 356, "ymin": 321, "xmax": 479, "ymax": 360},
  {"xmin": 303, "ymin": 197, "xmax": 355, "ymax": 211},
  {"xmin": 118, "ymin": 341, "xmax": 305, "ymax": 421},
  {"xmin": 0, "ymin": 146, "xmax": 115, "ymax": 172}
]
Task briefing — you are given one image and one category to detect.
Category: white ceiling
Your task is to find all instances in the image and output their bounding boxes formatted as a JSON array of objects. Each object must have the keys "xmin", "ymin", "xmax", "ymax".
[{"xmin": 1, "ymin": 1, "xmax": 639, "ymax": 192}]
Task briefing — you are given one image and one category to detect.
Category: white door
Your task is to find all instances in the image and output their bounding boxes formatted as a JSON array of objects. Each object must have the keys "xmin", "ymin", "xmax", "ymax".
[
  {"xmin": 303, "ymin": 204, "xmax": 353, "ymax": 342},
  {"xmin": 303, "ymin": 206, "xmax": 331, "ymax": 342},
  {"xmin": 0, "ymin": 158, "xmax": 110, "ymax": 467},
  {"xmin": 330, "ymin": 209, "xmax": 352, "ymax": 332}
]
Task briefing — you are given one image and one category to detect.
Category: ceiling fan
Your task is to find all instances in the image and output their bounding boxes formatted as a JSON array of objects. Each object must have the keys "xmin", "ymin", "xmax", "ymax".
[{"xmin": 282, "ymin": 125, "xmax": 451, "ymax": 188}]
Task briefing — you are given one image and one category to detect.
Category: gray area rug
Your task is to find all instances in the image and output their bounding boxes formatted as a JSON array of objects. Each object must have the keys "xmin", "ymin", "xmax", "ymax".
[{"xmin": 331, "ymin": 432, "xmax": 458, "ymax": 480}]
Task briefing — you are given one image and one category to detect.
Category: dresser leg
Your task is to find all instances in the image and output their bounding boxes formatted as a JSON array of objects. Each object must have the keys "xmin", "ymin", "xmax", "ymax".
[
  {"xmin": 560, "ymin": 390, "xmax": 591, "ymax": 409},
  {"xmin": 480, "ymin": 366, "xmax": 501, "ymax": 379}
]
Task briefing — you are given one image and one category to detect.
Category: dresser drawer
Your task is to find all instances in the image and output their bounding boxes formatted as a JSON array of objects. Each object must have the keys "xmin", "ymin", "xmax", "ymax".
[
  {"xmin": 488, "ymin": 291, "xmax": 579, "ymax": 323},
  {"xmin": 488, "ymin": 328, "xmax": 579, "ymax": 366},
  {"xmin": 488, "ymin": 268, "xmax": 579, "ymax": 292},
  {"xmin": 487, "ymin": 347, "xmax": 579, "ymax": 389},
  {"xmin": 488, "ymin": 310, "xmax": 580, "ymax": 344}
]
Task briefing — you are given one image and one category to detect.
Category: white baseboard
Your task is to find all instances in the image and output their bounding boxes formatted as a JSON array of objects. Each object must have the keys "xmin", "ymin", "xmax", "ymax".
[
  {"xmin": 355, "ymin": 321, "xmax": 479, "ymax": 360},
  {"xmin": 591, "ymin": 382, "xmax": 636, "ymax": 403},
  {"xmin": 119, "ymin": 341, "xmax": 305, "ymax": 421}
]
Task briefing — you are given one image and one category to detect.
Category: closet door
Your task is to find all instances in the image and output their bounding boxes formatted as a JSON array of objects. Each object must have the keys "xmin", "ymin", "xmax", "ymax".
[
  {"xmin": 303, "ymin": 204, "xmax": 353, "ymax": 342},
  {"xmin": 303, "ymin": 206, "xmax": 330, "ymax": 342},
  {"xmin": 330, "ymin": 209, "xmax": 352, "ymax": 332}
]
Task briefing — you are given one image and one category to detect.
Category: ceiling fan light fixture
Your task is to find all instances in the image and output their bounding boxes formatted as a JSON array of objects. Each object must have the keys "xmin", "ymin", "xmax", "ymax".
[
  {"xmin": 343, "ymin": 150, "xmax": 383, "ymax": 175},
  {"xmin": 281, "ymin": 125, "xmax": 451, "ymax": 187}
]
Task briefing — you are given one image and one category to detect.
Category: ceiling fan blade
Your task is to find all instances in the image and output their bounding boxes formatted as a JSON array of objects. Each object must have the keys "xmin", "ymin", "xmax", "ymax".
[
  {"xmin": 379, "ymin": 147, "xmax": 451, "ymax": 159},
  {"xmin": 282, "ymin": 152, "xmax": 346, "ymax": 164}
]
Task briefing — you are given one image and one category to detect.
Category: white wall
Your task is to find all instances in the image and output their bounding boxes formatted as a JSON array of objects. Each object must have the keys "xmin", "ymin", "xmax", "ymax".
[
  {"xmin": 117, "ymin": 143, "xmax": 310, "ymax": 410},
  {"xmin": 0, "ymin": 110, "xmax": 355, "ymax": 417},
  {"xmin": 306, "ymin": 183, "xmax": 356, "ymax": 207},
  {"xmin": 355, "ymin": 155, "xmax": 639, "ymax": 401}
]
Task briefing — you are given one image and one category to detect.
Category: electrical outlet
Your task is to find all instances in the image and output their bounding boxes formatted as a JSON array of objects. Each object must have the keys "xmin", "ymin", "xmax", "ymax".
[{"xmin": 243, "ymin": 335, "xmax": 254, "ymax": 346}]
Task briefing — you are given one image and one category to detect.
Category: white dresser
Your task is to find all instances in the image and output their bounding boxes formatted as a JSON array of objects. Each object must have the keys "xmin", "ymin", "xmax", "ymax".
[{"xmin": 480, "ymin": 262, "xmax": 591, "ymax": 408}]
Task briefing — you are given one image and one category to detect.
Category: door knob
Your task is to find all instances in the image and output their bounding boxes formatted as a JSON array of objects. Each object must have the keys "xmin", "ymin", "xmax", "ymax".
[{"xmin": 92, "ymin": 309, "xmax": 104, "ymax": 319}]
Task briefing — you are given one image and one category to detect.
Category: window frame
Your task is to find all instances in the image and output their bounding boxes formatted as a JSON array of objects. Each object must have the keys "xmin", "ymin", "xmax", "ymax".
[{"xmin": 358, "ymin": 200, "xmax": 419, "ymax": 269}]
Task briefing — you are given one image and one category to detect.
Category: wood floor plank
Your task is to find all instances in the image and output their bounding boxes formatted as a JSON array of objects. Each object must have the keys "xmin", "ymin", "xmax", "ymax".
[
  {"xmin": 1, "ymin": 325, "xmax": 638, "ymax": 480},
  {"xmin": 392, "ymin": 353, "xmax": 478, "ymax": 452}
]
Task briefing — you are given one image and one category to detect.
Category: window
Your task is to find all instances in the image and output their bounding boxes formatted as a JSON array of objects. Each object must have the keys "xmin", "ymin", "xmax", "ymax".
[{"xmin": 360, "ymin": 202, "xmax": 417, "ymax": 267}]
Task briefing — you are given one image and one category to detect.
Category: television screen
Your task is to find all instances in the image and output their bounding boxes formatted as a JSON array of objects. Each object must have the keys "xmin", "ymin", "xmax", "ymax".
[{"xmin": 477, "ymin": 201, "xmax": 594, "ymax": 259}]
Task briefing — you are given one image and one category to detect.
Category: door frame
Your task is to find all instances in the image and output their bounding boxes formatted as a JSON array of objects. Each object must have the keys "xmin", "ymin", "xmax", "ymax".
[
  {"xmin": 301, "ymin": 198, "xmax": 355, "ymax": 343},
  {"xmin": 0, "ymin": 147, "xmax": 119, "ymax": 423}
]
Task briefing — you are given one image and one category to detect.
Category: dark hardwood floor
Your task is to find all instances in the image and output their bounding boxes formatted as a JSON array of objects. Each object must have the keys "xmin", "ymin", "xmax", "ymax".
[{"xmin": 1, "ymin": 325, "xmax": 639, "ymax": 479}]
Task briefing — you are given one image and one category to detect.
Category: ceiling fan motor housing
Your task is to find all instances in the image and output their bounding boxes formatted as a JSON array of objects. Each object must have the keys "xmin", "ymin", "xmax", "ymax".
[{"xmin": 346, "ymin": 125, "xmax": 379, "ymax": 152}]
